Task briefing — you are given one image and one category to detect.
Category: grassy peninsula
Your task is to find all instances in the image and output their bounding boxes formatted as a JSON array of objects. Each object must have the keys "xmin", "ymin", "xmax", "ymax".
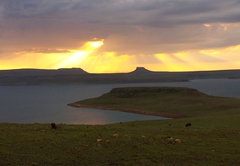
[
  {"xmin": 1, "ymin": 87, "xmax": 240, "ymax": 165},
  {"xmin": 69, "ymin": 87, "xmax": 240, "ymax": 118}
]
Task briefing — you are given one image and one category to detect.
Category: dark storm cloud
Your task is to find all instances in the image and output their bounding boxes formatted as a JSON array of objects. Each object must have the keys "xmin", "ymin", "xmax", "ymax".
[
  {"xmin": 138, "ymin": 0, "xmax": 240, "ymax": 27},
  {"xmin": 2, "ymin": 0, "xmax": 240, "ymax": 24}
]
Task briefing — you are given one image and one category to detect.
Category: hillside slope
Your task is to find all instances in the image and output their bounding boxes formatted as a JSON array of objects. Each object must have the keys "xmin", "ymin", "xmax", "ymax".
[{"xmin": 69, "ymin": 87, "xmax": 240, "ymax": 118}]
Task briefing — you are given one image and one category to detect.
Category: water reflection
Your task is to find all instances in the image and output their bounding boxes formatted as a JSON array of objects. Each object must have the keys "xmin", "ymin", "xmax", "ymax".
[{"xmin": 59, "ymin": 107, "xmax": 167, "ymax": 125}]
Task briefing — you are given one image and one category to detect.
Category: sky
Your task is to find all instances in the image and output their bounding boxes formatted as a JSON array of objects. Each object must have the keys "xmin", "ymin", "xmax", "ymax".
[{"xmin": 1, "ymin": 0, "xmax": 240, "ymax": 73}]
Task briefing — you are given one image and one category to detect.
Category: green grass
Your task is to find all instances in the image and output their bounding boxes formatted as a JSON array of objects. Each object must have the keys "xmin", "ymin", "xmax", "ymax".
[{"xmin": 1, "ymin": 87, "xmax": 240, "ymax": 165}]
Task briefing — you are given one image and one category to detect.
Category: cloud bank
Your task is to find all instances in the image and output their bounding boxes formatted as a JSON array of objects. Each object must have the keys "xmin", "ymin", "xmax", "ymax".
[{"xmin": 1, "ymin": 0, "xmax": 240, "ymax": 72}]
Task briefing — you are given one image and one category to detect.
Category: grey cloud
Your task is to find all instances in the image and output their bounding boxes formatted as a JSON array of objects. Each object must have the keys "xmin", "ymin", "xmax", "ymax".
[
  {"xmin": 140, "ymin": 0, "xmax": 240, "ymax": 27},
  {"xmin": 1, "ymin": 0, "xmax": 240, "ymax": 58},
  {"xmin": 98, "ymin": 21, "xmax": 240, "ymax": 56},
  {"xmin": 161, "ymin": 0, "xmax": 219, "ymax": 16},
  {"xmin": 1, "ymin": 0, "xmax": 70, "ymax": 19},
  {"xmin": 2, "ymin": 0, "xmax": 240, "ymax": 25},
  {"xmin": 217, "ymin": 13, "xmax": 240, "ymax": 23},
  {"xmin": 20, "ymin": 48, "xmax": 71, "ymax": 54}
]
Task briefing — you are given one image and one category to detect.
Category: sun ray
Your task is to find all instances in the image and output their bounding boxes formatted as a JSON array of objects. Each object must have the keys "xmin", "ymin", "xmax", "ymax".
[{"xmin": 56, "ymin": 39, "xmax": 104, "ymax": 68}]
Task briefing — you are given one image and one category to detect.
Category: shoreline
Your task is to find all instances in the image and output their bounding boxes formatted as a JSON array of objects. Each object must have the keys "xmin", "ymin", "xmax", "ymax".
[{"xmin": 67, "ymin": 103, "xmax": 186, "ymax": 119}]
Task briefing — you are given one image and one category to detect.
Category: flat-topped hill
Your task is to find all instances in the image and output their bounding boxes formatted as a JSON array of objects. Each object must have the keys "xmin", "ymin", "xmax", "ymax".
[
  {"xmin": 129, "ymin": 67, "xmax": 154, "ymax": 75},
  {"xmin": 69, "ymin": 87, "xmax": 240, "ymax": 118},
  {"xmin": 108, "ymin": 87, "xmax": 207, "ymax": 98}
]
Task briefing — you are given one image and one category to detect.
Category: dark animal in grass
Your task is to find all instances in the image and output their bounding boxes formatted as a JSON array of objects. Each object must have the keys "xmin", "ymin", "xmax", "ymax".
[
  {"xmin": 185, "ymin": 123, "xmax": 191, "ymax": 127},
  {"xmin": 51, "ymin": 122, "xmax": 57, "ymax": 129}
]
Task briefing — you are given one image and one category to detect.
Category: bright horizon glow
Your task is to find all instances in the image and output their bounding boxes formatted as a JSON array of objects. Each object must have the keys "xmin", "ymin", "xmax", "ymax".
[
  {"xmin": 0, "ymin": 40, "xmax": 105, "ymax": 71},
  {"xmin": 0, "ymin": 41, "xmax": 240, "ymax": 73}
]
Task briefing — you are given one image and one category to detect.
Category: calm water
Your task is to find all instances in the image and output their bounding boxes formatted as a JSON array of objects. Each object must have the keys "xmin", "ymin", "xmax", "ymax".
[{"xmin": 1, "ymin": 79, "xmax": 240, "ymax": 124}]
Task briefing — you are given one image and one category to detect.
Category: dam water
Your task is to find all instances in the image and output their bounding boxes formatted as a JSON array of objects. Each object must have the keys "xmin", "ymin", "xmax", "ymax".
[{"xmin": 0, "ymin": 79, "xmax": 240, "ymax": 124}]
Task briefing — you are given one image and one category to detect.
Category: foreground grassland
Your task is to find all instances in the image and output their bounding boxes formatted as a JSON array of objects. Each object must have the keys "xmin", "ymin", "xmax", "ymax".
[{"xmin": 1, "ymin": 87, "xmax": 240, "ymax": 165}]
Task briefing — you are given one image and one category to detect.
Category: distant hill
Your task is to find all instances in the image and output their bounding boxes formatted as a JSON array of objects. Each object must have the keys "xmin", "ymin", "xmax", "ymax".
[
  {"xmin": 0, "ymin": 68, "xmax": 88, "ymax": 77},
  {"xmin": 129, "ymin": 67, "xmax": 155, "ymax": 75},
  {"xmin": 129, "ymin": 67, "xmax": 240, "ymax": 79},
  {"xmin": 0, "ymin": 67, "xmax": 240, "ymax": 85}
]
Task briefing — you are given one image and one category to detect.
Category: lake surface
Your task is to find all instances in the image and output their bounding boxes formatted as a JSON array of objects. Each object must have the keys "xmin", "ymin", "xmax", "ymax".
[{"xmin": 1, "ymin": 79, "xmax": 240, "ymax": 124}]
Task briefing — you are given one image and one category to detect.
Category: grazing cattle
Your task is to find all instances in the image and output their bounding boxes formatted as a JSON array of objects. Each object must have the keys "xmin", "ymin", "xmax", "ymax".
[
  {"xmin": 185, "ymin": 123, "xmax": 191, "ymax": 127},
  {"xmin": 51, "ymin": 122, "xmax": 57, "ymax": 129}
]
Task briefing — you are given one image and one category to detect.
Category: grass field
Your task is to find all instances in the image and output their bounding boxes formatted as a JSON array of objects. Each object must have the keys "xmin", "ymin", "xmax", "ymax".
[{"xmin": 1, "ymin": 87, "xmax": 240, "ymax": 165}]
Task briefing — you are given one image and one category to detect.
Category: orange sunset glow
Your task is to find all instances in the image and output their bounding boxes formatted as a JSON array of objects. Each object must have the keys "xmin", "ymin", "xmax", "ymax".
[
  {"xmin": 1, "ymin": 41, "xmax": 240, "ymax": 73},
  {"xmin": 0, "ymin": 1, "xmax": 240, "ymax": 73}
]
